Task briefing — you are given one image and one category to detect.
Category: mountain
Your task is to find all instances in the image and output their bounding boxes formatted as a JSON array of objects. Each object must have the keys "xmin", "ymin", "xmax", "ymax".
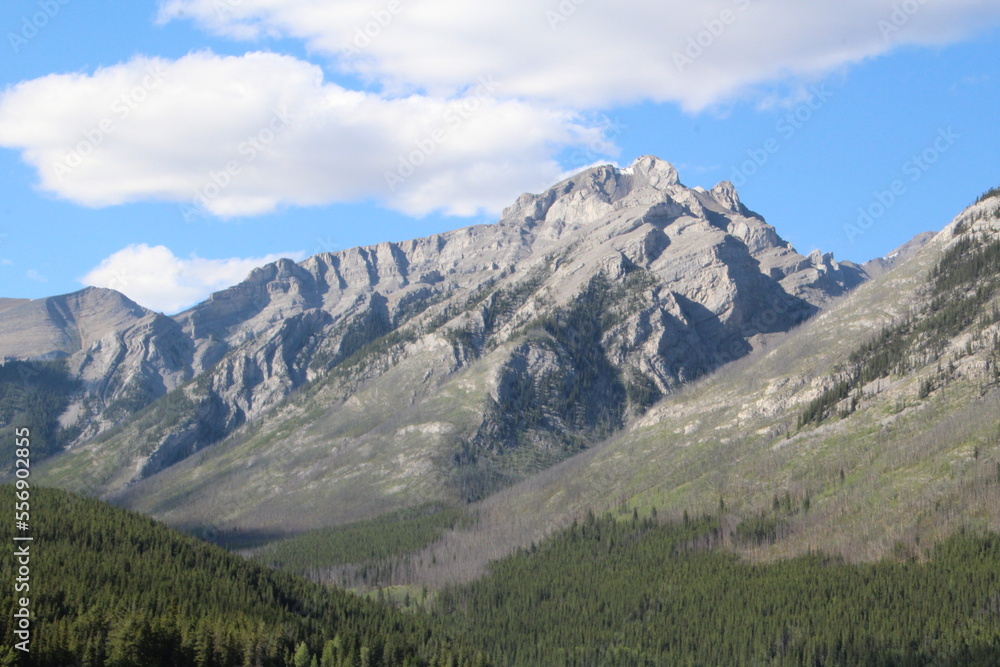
[
  {"xmin": 0, "ymin": 287, "xmax": 192, "ymax": 438},
  {"xmin": 352, "ymin": 189, "xmax": 1000, "ymax": 589},
  {"xmin": 10, "ymin": 156, "xmax": 871, "ymax": 536},
  {"xmin": 0, "ymin": 298, "xmax": 28, "ymax": 314},
  {"xmin": 5, "ymin": 159, "xmax": 1000, "ymax": 667},
  {"xmin": 860, "ymin": 230, "xmax": 937, "ymax": 279}
]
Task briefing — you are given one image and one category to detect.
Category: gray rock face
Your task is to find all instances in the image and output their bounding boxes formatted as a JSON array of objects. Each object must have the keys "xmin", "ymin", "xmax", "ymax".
[
  {"xmin": 0, "ymin": 298, "xmax": 29, "ymax": 314},
  {"xmin": 0, "ymin": 287, "xmax": 151, "ymax": 361},
  {"xmin": 13, "ymin": 156, "xmax": 881, "ymax": 496},
  {"xmin": 0, "ymin": 288, "xmax": 193, "ymax": 438}
]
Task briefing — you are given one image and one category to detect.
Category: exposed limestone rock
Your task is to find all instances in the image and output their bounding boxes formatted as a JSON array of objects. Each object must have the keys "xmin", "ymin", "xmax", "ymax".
[{"xmin": 9, "ymin": 156, "xmax": 895, "ymax": 494}]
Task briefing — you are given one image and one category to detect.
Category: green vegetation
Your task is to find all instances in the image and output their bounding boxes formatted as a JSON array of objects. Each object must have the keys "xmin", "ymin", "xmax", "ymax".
[
  {"xmin": 442, "ymin": 267, "xmax": 550, "ymax": 359},
  {"xmin": 454, "ymin": 271, "xmax": 660, "ymax": 501},
  {"xmin": 800, "ymin": 235, "xmax": 1000, "ymax": 427},
  {"xmin": 436, "ymin": 511, "xmax": 1000, "ymax": 666},
  {"xmin": 975, "ymin": 185, "xmax": 1000, "ymax": 205},
  {"xmin": 333, "ymin": 295, "xmax": 393, "ymax": 366},
  {"xmin": 102, "ymin": 381, "xmax": 162, "ymax": 423},
  {"xmin": 732, "ymin": 490, "xmax": 811, "ymax": 546},
  {"xmin": 0, "ymin": 360, "xmax": 80, "ymax": 465},
  {"xmin": 0, "ymin": 486, "xmax": 487, "ymax": 667},
  {"xmin": 316, "ymin": 288, "xmax": 455, "ymax": 379},
  {"xmin": 257, "ymin": 505, "xmax": 471, "ymax": 582},
  {"xmin": 7, "ymin": 484, "xmax": 1000, "ymax": 666}
]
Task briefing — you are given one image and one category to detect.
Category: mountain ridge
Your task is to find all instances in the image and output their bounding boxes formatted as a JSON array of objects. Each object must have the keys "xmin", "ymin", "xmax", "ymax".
[{"xmin": 4, "ymin": 156, "xmax": 931, "ymax": 537}]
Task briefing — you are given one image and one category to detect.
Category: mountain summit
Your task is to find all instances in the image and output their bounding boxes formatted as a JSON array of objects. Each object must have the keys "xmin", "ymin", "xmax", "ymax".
[{"xmin": 9, "ymin": 156, "xmax": 880, "ymax": 533}]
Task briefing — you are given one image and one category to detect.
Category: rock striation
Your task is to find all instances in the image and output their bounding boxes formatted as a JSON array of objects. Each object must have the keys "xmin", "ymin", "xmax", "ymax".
[{"xmin": 6, "ymin": 157, "xmax": 892, "ymax": 502}]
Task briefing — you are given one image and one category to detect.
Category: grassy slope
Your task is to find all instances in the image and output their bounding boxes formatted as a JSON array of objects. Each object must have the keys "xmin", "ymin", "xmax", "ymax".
[{"xmin": 107, "ymin": 329, "xmax": 503, "ymax": 539}]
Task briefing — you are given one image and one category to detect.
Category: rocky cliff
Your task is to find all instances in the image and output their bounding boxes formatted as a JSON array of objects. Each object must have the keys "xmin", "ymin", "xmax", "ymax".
[{"xmin": 10, "ymin": 157, "xmax": 884, "ymax": 528}]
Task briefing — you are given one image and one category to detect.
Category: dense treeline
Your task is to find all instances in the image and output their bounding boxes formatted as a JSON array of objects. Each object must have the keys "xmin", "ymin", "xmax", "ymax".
[
  {"xmin": 257, "ymin": 505, "xmax": 470, "ymax": 583},
  {"xmin": 0, "ymin": 486, "xmax": 487, "ymax": 666},
  {"xmin": 800, "ymin": 234, "xmax": 1000, "ymax": 427},
  {"xmin": 0, "ymin": 360, "xmax": 79, "ymax": 465},
  {"xmin": 435, "ymin": 512, "xmax": 1000, "ymax": 665}
]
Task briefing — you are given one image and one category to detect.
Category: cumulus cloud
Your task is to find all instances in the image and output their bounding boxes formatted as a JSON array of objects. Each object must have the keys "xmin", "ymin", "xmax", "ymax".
[
  {"xmin": 80, "ymin": 243, "xmax": 306, "ymax": 314},
  {"xmin": 4, "ymin": 1, "xmax": 999, "ymax": 221},
  {"xmin": 158, "ymin": 0, "xmax": 1000, "ymax": 110},
  {"xmin": 0, "ymin": 51, "xmax": 606, "ymax": 218}
]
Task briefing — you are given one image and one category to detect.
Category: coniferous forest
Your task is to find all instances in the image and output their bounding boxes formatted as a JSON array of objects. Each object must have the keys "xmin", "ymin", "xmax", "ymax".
[
  {"xmin": 435, "ymin": 512, "xmax": 1000, "ymax": 665},
  {"xmin": 4, "ymin": 486, "xmax": 1000, "ymax": 665},
  {"xmin": 0, "ymin": 486, "xmax": 486, "ymax": 667}
]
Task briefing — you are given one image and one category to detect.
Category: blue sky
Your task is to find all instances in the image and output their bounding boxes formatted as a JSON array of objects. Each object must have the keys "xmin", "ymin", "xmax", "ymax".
[{"xmin": 1, "ymin": 0, "xmax": 998, "ymax": 313}]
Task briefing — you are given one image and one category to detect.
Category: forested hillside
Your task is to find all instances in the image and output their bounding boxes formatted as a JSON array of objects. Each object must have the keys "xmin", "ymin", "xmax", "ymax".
[
  {"xmin": 254, "ymin": 504, "xmax": 472, "ymax": 588},
  {"xmin": 0, "ymin": 486, "xmax": 487, "ymax": 667},
  {"xmin": 435, "ymin": 512, "xmax": 1000, "ymax": 665},
  {"xmin": 7, "ymin": 486, "xmax": 1000, "ymax": 666}
]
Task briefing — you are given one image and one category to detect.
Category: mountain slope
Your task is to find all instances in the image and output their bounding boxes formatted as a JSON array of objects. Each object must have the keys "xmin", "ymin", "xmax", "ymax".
[
  {"xmin": 378, "ymin": 190, "xmax": 1000, "ymax": 587},
  {"xmin": 0, "ymin": 287, "xmax": 193, "ymax": 438},
  {"xmin": 24, "ymin": 156, "xmax": 876, "ymax": 537}
]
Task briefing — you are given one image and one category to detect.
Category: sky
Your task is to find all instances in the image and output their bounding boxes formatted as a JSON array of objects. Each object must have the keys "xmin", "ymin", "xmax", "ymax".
[{"xmin": 0, "ymin": 0, "xmax": 998, "ymax": 314}]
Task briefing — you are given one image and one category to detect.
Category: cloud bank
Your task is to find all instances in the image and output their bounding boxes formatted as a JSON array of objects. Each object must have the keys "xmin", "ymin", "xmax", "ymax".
[
  {"xmin": 159, "ymin": 0, "xmax": 1000, "ymax": 110},
  {"xmin": 0, "ymin": 51, "xmax": 603, "ymax": 218},
  {"xmin": 2, "ymin": 0, "xmax": 999, "ymax": 220}
]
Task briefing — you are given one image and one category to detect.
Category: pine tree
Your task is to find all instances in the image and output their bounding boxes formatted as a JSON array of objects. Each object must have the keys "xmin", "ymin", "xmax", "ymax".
[{"xmin": 293, "ymin": 641, "xmax": 312, "ymax": 667}]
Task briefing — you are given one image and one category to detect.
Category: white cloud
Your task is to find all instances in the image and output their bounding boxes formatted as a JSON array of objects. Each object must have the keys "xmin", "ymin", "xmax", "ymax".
[
  {"xmin": 157, "ymin": 0, "xmax": 1000, "ymax": 111},
  {"xmin": 4, "ymin": 2, "xmax": 998, "ymax": 221},
  {"xmin": 0, "ymin": 51, "xmax": 606, "ymax": 218},
  {"xmin": 25, "ymin": 269, "xmax": 47, "ymax": 283},
  {"xmin": 80, "ymin": 243, "xmax": 306, "ymax": 314}
]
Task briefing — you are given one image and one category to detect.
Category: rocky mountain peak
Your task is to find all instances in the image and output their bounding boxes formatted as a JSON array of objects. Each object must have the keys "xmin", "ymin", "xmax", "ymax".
[
  {"xmin": 500, "ymin": 155, "xmax": 691, "ymax": 228},
  {"xmin": 0, "ymin": 287, "xmax": 154, "ymax": 361},
  {"xmin": 17, "ymin": 155, "xmax": 893, "ymax": 509},
  {"xmin": 618, "ymin": 155, "xmax": 681, "ymax": 188},
  {"xmin": 709, "ymin": 180, "xmax": 744, "ymax": 214}
]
